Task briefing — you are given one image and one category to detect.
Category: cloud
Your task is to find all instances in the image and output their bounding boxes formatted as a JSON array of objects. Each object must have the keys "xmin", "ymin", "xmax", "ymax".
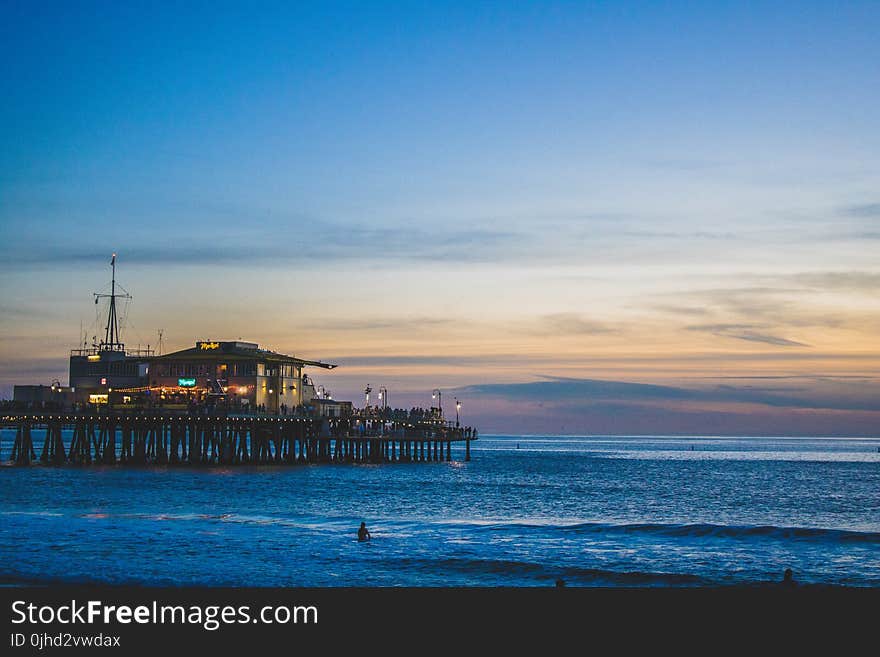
[
  {"xmin": 0, "ymin": 306, "xmax": 56, "ymax": 320},
  {"xmin": 3, "ymin": 201, "xmax": 848, "ymax": 274},
  {"xmin": 685, "ymin": 323, "xmax": 809, "ymax": 347},
  {"xmin": 0, "ymin": 221, "xmax": 524, "ymax": 269},
  {"xmin": 656, "ymin": 287, "xmax": 803, "ymax": 326},
  {"xmin": 793, "ymin": 271, "xmax": 880, "ymax": 294},
  {"xmin": 694, "ymin": 374, "xmax": 873, "ymax": 380},
  {"xmin": 532, "ymin": 313, "xmax": 615, "ymax": 336},
  {"xmin": 301, "ymin": 317, "xmax": 456, "ymax": 332},
  {"xmin": 688, "ymin": 287, "xmax": 805, "ymax": 312},
  {"xmin": 662, "ymin": 285, "xmax": 849, "ymax": 331},
  {"xmin": 464, "ymin": 398, "xmax": 880, "ymax": 437},
  {"xmin": 842, "ymin": 203, "xmax": 880, "ymax": 218},
  {"xmin": 456, "ymin": 376, "xmax": 880, "ymax": 412},
  {"xmin": 717, "ymin": 332, "xmax": 809, "ymax": 347},
  {"xmin": 650, "ymin": 304, "xmax": 712, "ymax": 317},
  {"xmin": 619, "ymin": 229, "xmax": 740, "ymax": 241},
  {"xmin": 685, "ymin": 323, "xmax": 760, "ymax": 332},
  {"xmin": 463, "ymin": 376, "xmax": 697, "ymax": 401},
  {"xmin": 1, "ymin": 215, "xmax": 679, "ymax": 270},
  {"xmin": 331, "ymin": 354, "xmax": 521, "ymax": 367}
]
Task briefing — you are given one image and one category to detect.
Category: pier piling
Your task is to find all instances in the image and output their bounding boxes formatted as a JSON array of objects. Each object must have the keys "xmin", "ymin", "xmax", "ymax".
[{"xmin": 2, "ymin": 412, "xmax": 477, "ymax": 467}]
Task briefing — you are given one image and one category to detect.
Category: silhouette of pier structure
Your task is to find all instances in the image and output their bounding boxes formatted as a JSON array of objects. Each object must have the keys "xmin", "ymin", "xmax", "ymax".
[{"xmin": 1, "ymin": 412, "xmax": 475, "ymax": 466}]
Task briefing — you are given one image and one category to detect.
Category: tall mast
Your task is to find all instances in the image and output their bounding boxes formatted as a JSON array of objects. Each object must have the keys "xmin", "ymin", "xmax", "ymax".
[
  {"xmin": 106, "ymin": 253, "xmax": 117, "ymax": 347},
  {"xmin": 94, "ymin": 253, "xmax": 130, "ymax": 352}
]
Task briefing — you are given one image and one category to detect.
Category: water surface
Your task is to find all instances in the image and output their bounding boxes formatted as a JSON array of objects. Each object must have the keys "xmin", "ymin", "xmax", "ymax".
[{"xmin": 1, "ymin": 433, "xmax": 878, "ymax": 586}]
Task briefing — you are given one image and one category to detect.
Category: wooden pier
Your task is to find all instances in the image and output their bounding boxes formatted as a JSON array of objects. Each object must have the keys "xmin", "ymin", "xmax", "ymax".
[{"xmin": 0, "ymin": 412, "xmax": 476, "ymax": 466}]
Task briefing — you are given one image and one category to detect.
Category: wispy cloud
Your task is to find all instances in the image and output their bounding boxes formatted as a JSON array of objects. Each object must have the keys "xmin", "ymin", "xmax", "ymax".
[
  {"xmin": 301, "ymin": 317, "xmax": 456, "ymax": 332},
  {"xmin": 650, "ymin": 304, "xmax": 712, "ymax": 317},
  {"xmin": 531, "ymin": 313, "xmax": 615, "ymax": 336},
  {"xmin": 685, "ymin": 323, "xmax": 809, "ymax": 347},
  {"xmin": 724, "ymin": 332, "xmax": 809, "ymax": 347},
  {"xmin": 0, "ymin": 306, "xmax": 57, "ymax": 320},
  {"xmin": 461, "ymin": 377, "xmax": 698, "ymax": 401},
  {"xmin": 793, "ymin": 271, "xmax": 880, "ymax": 293},
  {"xmin": 2, "ymin": 202, "xmax": 849, "ymax": 273},
  {"xmin": 326, "ymin": 350, "xmax": 878, "ymax": 369},
  {"xmin": 329, "ymin": 354, "xmax": 522, "ymax": 367},
  {"xmin": 664, "ymin": 285, "xmax": 845, "ymax": 331},
  {"xmin": 842, "ymin": 203, "xmax": 880, "ymax": 218},
  {"xmin": 456, "ymin": 376, "xmax": 880, "ymax": 412},
  {"xmin": 0, "ymin": 221, "xmax": 525, "ymax": 269}
]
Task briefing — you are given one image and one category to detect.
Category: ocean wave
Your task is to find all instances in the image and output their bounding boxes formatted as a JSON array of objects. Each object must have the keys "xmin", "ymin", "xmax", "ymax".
[
  {"xmin": 475, "ymin": 521, "xmax": 880, "ymax": 544},
  {"xmin": 0, "ymin": 510, "xmax": 64, "ymax": 517},
  {"xmin": 19, "ymin": 509, "xmax": 879, "ymax": 545},
  {"xmin": 396, "ymin": 556, "xmax": 708, "ymax": 586},
  {"xmin": 67, "ymin": 511, "xmax": 353, "ymax": 533}
]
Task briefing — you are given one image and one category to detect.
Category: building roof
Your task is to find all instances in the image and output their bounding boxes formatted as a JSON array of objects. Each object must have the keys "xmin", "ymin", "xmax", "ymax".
[{"xmin": 151, "ymin": 341, "xmax": 336, "ymax": 369}]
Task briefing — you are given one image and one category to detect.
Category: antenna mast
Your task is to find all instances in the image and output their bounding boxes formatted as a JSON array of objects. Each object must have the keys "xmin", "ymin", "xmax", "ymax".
[{"xmin": 93, "ymin": 253, "xmax": 131, "ymax": 353}]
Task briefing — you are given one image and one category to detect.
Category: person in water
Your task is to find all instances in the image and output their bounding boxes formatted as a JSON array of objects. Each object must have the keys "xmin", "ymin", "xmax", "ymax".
[{"xmin": 358, "ymin": 522, "xmax": 371, "ymax": 542}]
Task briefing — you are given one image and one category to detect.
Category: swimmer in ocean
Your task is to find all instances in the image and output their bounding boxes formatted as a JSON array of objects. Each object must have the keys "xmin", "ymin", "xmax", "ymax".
[{"xmin": 358, "ymin": 521, "xmax": 371, "ymax": 542}]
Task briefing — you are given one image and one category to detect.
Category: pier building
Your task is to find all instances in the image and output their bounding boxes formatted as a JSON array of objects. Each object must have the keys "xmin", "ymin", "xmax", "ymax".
[
  {"xmin": 148, "ymin": 340, "xmax": 335, "ymax": 414},
  {"xmin": 55, "ymin": 256, "xmax": 337, "ymax": 413}
]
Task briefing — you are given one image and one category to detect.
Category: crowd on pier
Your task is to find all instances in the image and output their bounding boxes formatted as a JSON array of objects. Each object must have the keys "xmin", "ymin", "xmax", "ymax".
[{"xmin": 356, "ymin": 406, "xmax": 442, "ymax": 422}]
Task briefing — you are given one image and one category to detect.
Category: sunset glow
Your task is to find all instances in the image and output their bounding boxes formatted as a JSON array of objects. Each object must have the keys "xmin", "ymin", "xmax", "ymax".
[{"xmin": 2, "ymin": 2, "xmax": 878, "ymax": 434}]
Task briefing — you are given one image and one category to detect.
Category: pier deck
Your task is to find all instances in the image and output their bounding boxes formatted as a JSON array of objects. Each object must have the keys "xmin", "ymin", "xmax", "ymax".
[{"xmin": 0, "ymin": 412, "xmax": 476, "ymax": 466}]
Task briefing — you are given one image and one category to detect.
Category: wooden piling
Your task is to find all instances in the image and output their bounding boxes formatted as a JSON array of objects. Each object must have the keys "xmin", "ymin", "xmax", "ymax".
[{"xmin": 3, "ymin": 412, "xmax": 477, "ymax": 467}]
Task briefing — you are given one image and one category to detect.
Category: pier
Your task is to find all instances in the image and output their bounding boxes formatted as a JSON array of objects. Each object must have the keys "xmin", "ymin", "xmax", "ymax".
[
  {"xmin": 3, "ymin": 257, "xmax": 478, "ymax": 467},
  {"xmin": 1, "ymin": 411, "xmax": 476, "ymax": 466}
]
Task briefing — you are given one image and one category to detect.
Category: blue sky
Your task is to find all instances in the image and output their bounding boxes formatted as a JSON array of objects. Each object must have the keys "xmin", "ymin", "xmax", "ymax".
[{"xmin": 1, "ymin": 1, "xmax": 879, "ymax": 433}]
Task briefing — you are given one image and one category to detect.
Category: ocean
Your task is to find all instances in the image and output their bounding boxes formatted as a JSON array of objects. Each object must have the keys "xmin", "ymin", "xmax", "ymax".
[{"xmin": 1, "ymin": 433, "xmax": 878, "ymax": 587}]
